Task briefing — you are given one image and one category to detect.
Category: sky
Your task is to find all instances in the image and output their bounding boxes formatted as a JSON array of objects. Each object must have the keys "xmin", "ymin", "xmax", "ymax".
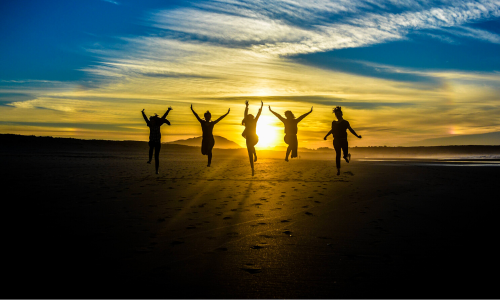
[{"xmin": 1, "ymin": 0, "xmax": 500, "ymax": 148}]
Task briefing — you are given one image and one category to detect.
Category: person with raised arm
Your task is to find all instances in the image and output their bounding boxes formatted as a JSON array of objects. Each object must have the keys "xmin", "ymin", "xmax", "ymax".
[
  {"xmin": 242, "ymin": 100, "xmax": 263, "ymax": 176},
  {"xmin": 190, "ymin": 104, "xmax": 230, "ymax": 167},
  {"xmin": 269, "ymin": 105, "xmax": 313, "ymax": 162},
  {"xmin": 324, "ymin": 106, "xmax": 362, "ymax": 175},
  {"xmin": 141, "ymin": 107, "xmax": 172, "ymax": 174}
]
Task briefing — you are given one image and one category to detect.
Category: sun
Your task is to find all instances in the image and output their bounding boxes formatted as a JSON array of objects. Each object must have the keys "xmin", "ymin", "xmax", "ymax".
[{"xmin": 256, "ymin": 115, "xmax": 280, "ymax": 148}]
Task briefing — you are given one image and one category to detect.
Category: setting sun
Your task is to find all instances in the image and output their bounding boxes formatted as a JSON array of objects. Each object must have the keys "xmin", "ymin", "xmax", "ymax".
[{"xmin": 256, "ymin": 115, "xmax": 280, "ymax": 148}]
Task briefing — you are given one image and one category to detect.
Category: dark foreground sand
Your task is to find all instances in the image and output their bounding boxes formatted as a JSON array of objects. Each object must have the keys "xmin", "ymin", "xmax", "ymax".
[{"xmin": 2, "ymin": 145, "xmax": 499, "ymax": 298}]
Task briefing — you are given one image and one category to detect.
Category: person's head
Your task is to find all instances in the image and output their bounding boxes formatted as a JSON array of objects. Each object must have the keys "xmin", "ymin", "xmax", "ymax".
[
  {"xmin": 149, "ymin": 114, "xmax": 159, "ymax": 123},
  {"xmin": 333, "ymin": 106, "xmax": 343, "ymax": 119},
  {"xmin": 204, "ymin": 111, "xmax": 212, "ymax": 121},
  {"xmin": 284, "ymin": 110, "xmax": 295, "ymax": 119},
  {"xmin": 242, "ymin": 114, "xmax": 254, "ymax": 125}
]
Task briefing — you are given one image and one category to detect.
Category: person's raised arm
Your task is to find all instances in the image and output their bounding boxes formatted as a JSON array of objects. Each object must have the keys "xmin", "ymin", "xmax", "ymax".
[
  {"xmin": 191, "ymin": 104, "xmax": 203, "ymax": 123},
  {"xmin": 161, "ymin": 106, "xmax": 172, "ymax": 125},
  {"xmin": 141, "ymin": 109, "xmax": 150, "ymax": 126},
  {"xmin": 255, "ymin": 101, "xmax": 263, "ymax": 121},
  {"xmin": 297, "ymin": 106, "xmax": 313, "ymax": 123},
  {"xmin": 324, "ymin": 129, "xmax": 333, "ymax": 140},
  {"xmin": 161, "ymin": 106, "xmax": 172, "ymax": 119},
  {"xmin": 214, "ymin": 108, "xmax": 230, "ymax": 124},
  {"xmin": 269, "ymin": 105, "xmax": 285, "ymax": 122},
  {"xmin": 348, "ymin": 123, "xmax": 362, "ymax": 138},
  {"xmin": 244, "ymin": 101, "xmax": 249, "ymax": 119}
]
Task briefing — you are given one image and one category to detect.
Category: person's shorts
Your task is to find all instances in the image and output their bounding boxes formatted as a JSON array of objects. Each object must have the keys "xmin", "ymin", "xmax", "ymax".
[{"xmin": 148, "ymin": 141, "xmax": 161, "ymax": 148}]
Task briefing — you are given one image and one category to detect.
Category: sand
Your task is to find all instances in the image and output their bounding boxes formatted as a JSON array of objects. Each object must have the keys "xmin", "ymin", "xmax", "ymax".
[{"xmin": 2, "ymin": 145, "xmax": 499, "ymax": 298}]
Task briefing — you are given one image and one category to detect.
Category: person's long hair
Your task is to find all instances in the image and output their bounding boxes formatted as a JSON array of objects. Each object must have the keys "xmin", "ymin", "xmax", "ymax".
[
  {"xmin": 284, "ymin": 111, "xmax": 295, "ymax": 119},
  {"xmin": 242, "ymin": 114, "xmax": 254, "ymax": 126}
]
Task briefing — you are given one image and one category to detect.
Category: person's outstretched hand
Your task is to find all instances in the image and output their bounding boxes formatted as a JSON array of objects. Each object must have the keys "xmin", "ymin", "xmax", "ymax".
[
  {"xmin": 324, "ymin": 136, "xmax": 327, "ymax": 140},
  {"xmin": 168, "ymin": 106, "xmax": 173, "ymax": 111},
  {"xmin": 260, "ymin": 101, "xmax": 263, "ymax": 108},
  {"xmin": 310, "ymin": 106, "xmax": 313, "ymax": 112},
  {"xmin": 245, "ymin": 100, "xmax": 249, "ymax": 107},
  {"xmin": 268, "ymin": 105, "xmax": 272, "ymax": 111},
  {"xmin": 358, "ymin": 135, "xmax": 362, "ymax": 139},
  {"xmin": 227, "ymin": 108, "xmax": 230, "ymax": 113},
  {"xmin": 142, "ymin": 109, "xmax": 145, "ymax": 112}
]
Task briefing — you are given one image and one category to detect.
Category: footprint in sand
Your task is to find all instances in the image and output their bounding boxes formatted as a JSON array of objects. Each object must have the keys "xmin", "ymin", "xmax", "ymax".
[
  {"xmin": 241, "ymin": 268, "xmax": 261, "ymax": 274},
  {"xmin": 283, "ymin": 230, "xmax": 292, "ymax": 235},
  {"xmin": 305, "ymin": 211, "xmax": 313, "ymax": 216},
  {"xmin": 171, "ymin": 240, "xmax": 184, "ymax": 246},
  {"xmin": 223, "ymin": 216, "xmax": 232, "ymax": 220},
  {"xmin": 250, "ymin": 245, "xmax": 265, "ymax": 250},
  {"xmin": 280, "ymin": 219, "xmax": 290, "ymax": 223}
]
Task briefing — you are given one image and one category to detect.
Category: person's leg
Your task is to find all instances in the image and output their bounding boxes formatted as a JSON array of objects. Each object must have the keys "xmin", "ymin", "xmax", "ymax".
[
  {"xmin": 247, "ymin": 146, "xmax": 254, "ymax": 175},
  {"xmin": 285, "ymin": 146, "xmax": 291, "ymax": 161},
  {"xmin": 207, "ymin": 138, "xmax": 214, "ymax": 167},
  {"xmin": 291, "ymin": 136, "xmax": 298, "ymax": 158},
  {"xmin": 154, "ymin": 143, "xmax": 161, "ymax": 174},
  {"xmin": 333, "ymin": 140, "xmax": 341, "ymax": 175},
  {"xmin": 253, "ymin": 147, "xmax": 257, "ymax": 162},
  {"xmin": 342, "ymin": 140, "xmax": 350, "ymax": 163},
  {"xmin": 148, "ymin": 142, "xmax": 153, "ymax": 163}
]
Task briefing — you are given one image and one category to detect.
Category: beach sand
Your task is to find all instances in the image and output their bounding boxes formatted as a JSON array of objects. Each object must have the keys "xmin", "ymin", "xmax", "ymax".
[{"xmin": 2, "ymin": 146, "xmax": 499, "ymax": 298}]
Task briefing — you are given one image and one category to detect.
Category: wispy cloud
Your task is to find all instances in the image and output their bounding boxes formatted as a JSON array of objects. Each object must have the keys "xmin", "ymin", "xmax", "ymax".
[{"xmin": 101, "ymin": 0, "xmax": 119, "ymax": 5}]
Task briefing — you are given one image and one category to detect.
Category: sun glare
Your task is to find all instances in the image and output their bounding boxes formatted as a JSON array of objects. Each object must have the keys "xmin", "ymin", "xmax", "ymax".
[{"xmin": 256, "ymin": 115, "xmax": 280, "ymax": 148}]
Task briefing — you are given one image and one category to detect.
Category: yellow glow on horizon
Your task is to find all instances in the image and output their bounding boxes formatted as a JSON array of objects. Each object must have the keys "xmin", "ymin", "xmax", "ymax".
[{"xmin": 255, "ymin": 115, "xmax": 280, "ymax": 148}]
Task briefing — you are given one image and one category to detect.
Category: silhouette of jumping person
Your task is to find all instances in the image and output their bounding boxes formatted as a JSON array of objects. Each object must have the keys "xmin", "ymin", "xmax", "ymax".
[
  {"xmin": 190, "ymin": 104, "xmax": 230, "ymax": 167},
  {"xmin": 242, "ymin": 100, "xmax": 263, "ymax": 176},
  {"xmin": 324, "ymin": 106, "xmax": 362, "ymax": 175},
  {"xmin": 269, "ymin": 105, "xmax": 313, "ymax": 161},
  {"xmin": 142, "ymin": 107, "xmax": 172, "ymax": 174}
]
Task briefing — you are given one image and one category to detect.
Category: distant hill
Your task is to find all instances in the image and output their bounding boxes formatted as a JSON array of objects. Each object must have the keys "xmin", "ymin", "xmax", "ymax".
[
  {"xmin": 167, "ymin": 136, "xmax": 242, "ymax": 149},
  {"xmin": 408, "ymin": 131, "xmax": 500, "ymax": 146}
]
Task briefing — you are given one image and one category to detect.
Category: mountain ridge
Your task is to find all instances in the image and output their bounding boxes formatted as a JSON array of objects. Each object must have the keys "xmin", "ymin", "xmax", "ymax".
[{"xmin": 167, "ymin": 135, "xmax": 242, "ymax": 149}]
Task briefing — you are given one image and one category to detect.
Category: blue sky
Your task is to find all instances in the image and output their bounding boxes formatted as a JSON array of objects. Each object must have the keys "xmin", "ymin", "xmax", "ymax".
[{"xmin": 1, "ymin": 0, "xmax": 500, "ymax": 147}]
